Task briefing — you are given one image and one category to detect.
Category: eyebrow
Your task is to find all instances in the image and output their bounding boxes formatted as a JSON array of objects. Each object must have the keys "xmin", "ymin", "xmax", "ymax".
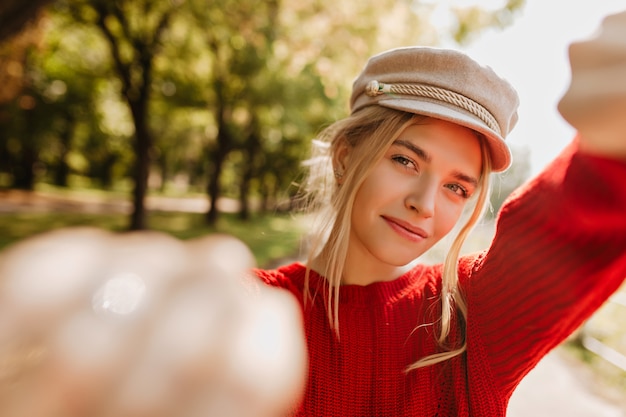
[
  {"xmin": 393, "ymin": 139, "xmax": 431, "ymax": 163},
  {"xmin": 393, "ymin": 139, "xmax": 479, "ymax": 188},
  {"xmin": 453, "ymin": 171, "xmax": 479, "ymax": 188}
]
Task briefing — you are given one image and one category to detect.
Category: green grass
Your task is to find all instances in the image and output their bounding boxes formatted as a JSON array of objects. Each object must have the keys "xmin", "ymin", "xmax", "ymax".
[{"xmin": 0, "ymin": 210, "xmax": 306, "ymax": 268}]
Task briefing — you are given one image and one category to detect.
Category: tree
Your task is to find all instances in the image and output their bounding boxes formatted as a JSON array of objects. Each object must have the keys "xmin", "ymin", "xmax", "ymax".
[
  {"xmin": 33, "ymin": 10, "xmax": 110, "ymax": 188},
  {"xmin": 183, "ymin": 0, "xmax": 279, "ymax": 225},
  {"xmin": 0, "ymin": 0, "xmax": 54, "ymax": 41},
  {"xmin": 67, "ymin": 0, "xmax": 181, "ymax": 230},
  {"xmin": 0, "ymin": 10, "xmax": 47, "ymax": 188},
  {"xmin": 1, "ymin": 0, "xmax": 527, "ymax": 226}
]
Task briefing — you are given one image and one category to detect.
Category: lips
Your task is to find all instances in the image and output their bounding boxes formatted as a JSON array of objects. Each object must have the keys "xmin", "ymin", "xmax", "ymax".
[{"xmin": 382, "ymin": 216, "xmax": 429, "ymax": 242}]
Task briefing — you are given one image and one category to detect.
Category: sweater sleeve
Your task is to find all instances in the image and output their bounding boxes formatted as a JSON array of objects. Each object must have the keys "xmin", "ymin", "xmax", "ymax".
[{"xmin": 466, "ymin": 135, "xmax": 626, "ymax": 398}]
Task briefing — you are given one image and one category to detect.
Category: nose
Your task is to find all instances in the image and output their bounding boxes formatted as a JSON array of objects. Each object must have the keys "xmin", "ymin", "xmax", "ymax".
[{"xmin": 405, "ymin": 176, "xmax": 436, "ymax": 218}]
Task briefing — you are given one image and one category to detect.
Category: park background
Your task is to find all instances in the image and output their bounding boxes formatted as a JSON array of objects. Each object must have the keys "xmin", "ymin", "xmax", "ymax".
[{"xmin": 0, "ymin": 0, "xmax": 624, "ymax": 414}]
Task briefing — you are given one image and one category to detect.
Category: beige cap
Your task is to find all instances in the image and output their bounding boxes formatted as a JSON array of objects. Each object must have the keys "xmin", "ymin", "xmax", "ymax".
[
  {"xmin": 558, "ymin": 10, "xmax": 626, "ymax": 139},
  {"xmin": 350, "ymin": 46, "xmax": 520, "ymax": 172}
]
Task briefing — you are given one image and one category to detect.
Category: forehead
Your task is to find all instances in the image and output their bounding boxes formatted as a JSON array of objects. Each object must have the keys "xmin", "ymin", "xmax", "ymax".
[{"xmin": 392, "ymin": 119, "xmax": 483, "ymax": 172}]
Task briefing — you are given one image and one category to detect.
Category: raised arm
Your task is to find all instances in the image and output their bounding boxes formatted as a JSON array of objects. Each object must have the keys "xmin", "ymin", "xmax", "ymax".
[{"xmin": 464, "ymin": 9, "xmax": 626, "ymax": 398}]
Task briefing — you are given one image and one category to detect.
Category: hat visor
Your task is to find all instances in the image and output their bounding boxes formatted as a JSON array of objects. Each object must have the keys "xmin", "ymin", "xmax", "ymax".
[{"xmin": 377, "ymin": 98, "xmax": 511, "ymax": 172}]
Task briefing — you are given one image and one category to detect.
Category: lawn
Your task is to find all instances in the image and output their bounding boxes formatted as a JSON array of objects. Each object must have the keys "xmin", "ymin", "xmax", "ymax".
[{"xmin": 0, "ymin": 209, "xmax": 307, "ymax": 268}]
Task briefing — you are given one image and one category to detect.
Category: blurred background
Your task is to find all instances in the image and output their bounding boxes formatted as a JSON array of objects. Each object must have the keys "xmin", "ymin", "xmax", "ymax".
[
  {"xmin": 0, "ymin": 0, "xmax": 624, "ymax": 414},
  {"xmin": 0, "ymin": 0, "xmax": 531, "ymax": 238}
]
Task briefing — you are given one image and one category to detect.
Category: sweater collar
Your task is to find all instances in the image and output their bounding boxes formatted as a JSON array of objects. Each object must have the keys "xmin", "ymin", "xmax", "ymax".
[{"xmin": 277, "ymin": 262, "xmax": 437, "ymax": 306}]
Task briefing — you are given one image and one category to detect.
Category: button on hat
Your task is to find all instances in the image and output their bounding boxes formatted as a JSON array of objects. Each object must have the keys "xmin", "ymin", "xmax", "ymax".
[{"xmin": 350, "ymin": 46, "xmax": 520, "ymax": 172}]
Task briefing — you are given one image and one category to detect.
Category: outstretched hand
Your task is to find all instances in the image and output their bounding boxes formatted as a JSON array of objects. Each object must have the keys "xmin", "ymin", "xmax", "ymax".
[
  {"xmin": 0, "ymin": 228, "xmax": 307, "ymax": 417},
  {"xmin": 558, "ymin": 10, "xmax": 626, "ymax": 160}
]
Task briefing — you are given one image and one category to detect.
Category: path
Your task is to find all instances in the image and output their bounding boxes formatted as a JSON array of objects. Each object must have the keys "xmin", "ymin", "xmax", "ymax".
[
  {"xmin": 0, "ymin": 189, "xmax": 238, "ymax": 213},
  {"xmin": 508, "ymin": 349, "xmax": 625, "ymax": 417}
]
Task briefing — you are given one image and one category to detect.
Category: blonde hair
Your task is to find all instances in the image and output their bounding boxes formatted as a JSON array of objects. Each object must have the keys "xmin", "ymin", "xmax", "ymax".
[{"xmin": 300, "ymin": 106, "xmax": 492, "ymax": 369}]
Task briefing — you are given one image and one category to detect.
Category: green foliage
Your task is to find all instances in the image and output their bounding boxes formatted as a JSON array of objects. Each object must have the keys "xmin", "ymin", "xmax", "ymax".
[
  {"xmin": 451, "ymin": 0, "xmax": 526, "ymax": 45},
  {"xmin": 0, "ymin": 0, "xmax": 527, "ymax": 225}
]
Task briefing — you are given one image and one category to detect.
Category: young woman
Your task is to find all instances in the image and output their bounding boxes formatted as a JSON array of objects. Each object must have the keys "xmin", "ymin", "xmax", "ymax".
[
  {"xmin": 0, "ymin": 10, "xmax": 623, "ymax": 417},
  {"xmin": 254, "ymin": 12, "xmax": 626, "ymax": 417}
]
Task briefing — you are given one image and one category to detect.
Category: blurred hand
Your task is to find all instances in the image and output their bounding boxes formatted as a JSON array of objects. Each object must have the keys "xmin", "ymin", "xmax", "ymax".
[
  {"xmin": 0, "ymin": 227, "xmax": 307, "ymax": 417},
  {"xmin": 558, "ymin": 10, "xmax": 626, "ymax": 160}
]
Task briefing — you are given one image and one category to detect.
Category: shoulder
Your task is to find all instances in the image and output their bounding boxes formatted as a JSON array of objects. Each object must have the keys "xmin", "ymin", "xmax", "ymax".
[
  {"xmin": 455, "ymin": 251, "xmax": 487, "ymax": 293},
  {"xmin": 253, "ymin": 262, "xmax": 306, "ymax": 289}
]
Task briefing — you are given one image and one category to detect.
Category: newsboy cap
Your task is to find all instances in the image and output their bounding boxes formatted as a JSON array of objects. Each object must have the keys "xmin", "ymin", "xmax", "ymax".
[
  {"xmin": 350, "ymin": 46, "xmax": 520, "ymax": 172},
  {"xmin": 558, "ymin": 10, "xmax": 626, "ymax": 141}
]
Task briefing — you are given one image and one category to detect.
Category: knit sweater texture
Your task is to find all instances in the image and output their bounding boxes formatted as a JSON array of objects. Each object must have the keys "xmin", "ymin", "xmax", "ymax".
[{"xmin": 254, "ymin": 138, "xmax": 626, "ymax": 417}]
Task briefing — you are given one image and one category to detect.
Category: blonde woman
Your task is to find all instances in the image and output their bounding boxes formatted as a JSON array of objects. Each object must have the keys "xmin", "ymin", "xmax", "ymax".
[
  {"xmin": 255, "ymin": 11, "xmax": 626, "ymax": 417},
  {"xmin": 0, "ymin": 10, "xmax": 623, "ymax": 417}
]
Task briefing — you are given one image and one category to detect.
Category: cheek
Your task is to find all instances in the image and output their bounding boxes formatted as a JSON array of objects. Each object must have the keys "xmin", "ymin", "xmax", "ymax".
[
  {"xmin": 434, "ymin": 200, "xmax": 466, "ymax": 238},
  {"xmin": 352, "ymin": 165, "xmax": 396, "ymax": 208},
  {"xmin": 351, "ymin": 182, "xmax": 382, "ymax": 228}
]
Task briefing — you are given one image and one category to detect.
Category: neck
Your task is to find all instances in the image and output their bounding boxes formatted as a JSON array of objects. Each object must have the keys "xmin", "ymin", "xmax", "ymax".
[
  {"xmin": 310, "ymin": 247, "xmax": 412, "ymax": 287},
  {"xmin": 342, "ymin": 250, "xmax": 412, "ymax": 286}
]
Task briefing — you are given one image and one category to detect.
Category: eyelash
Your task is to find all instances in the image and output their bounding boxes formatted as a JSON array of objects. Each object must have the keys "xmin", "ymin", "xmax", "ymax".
[
  {"xmin": 391, "ymin": 155, "xmax": 417, "ymax": 172},
  {"xmin": 391, "ymin": 154, "xmax": 470, "ymax": 199},
  {"xmin": 446, "ymin": 183, "xmax": 470, "ymax": 199}
]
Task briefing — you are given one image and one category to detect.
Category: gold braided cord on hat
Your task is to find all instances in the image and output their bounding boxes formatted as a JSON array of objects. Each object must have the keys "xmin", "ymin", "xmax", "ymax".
[{"xmin": 365, "ymin": 80, "xmax": 501, "ymax": 135}]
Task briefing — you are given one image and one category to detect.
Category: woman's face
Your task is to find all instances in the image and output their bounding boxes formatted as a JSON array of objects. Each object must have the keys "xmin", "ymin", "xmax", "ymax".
[{"xmin": 347, "ymin": 118, "xmax": 483, "ymax": 275}]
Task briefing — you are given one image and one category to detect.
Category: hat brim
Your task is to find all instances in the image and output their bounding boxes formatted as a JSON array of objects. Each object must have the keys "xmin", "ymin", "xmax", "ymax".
[{"xmin": 377, "ymin": 98, "xmax": 512, "ymax": 172}]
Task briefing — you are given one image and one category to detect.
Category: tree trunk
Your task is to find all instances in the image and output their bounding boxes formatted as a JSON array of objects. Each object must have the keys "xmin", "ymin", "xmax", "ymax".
[
  {"xmin": 158, "ymin": 152, "xmax": 168, "ymax": 193},
  {"xmin": 128, "ymin": 101, "xmax": 151, "ymax": 231},
  {"xmin": 12, "ymin": 106, "xmax": 38, "ymax": 190},
  {"xmin": 206, "ymin": 145, "xmax": 226, "ymax": 226},
  {"xmin": 238, "ymin": 128, "xmax": 261, "ymax": 221},
  {"xmin": 238, "ymin": 174, "xmax": 250, "ymax": 220},
  {"xmin": 52, "ymin": 113, "xmax": 74, "ymax": 187},
  {"xmin": 12, "ymin": 144, "xmax": 36, "ymax": 189},
  {"xmin": 99, "ymin": 153, "xmax": 117, "ymax": 189},
  {"xmin": 205, "ymin": 82, "xmax": 230, "ymax": 226}
]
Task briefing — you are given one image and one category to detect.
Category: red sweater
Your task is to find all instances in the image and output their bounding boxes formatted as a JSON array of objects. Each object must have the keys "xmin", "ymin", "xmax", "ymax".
[{"xmin": 255, "ymin": 139, "xmax": 626, "ymax": 417}]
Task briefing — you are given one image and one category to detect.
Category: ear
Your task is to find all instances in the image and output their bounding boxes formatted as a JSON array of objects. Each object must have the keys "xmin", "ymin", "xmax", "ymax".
[{"xmin": 332, "ymin": 137, "xmax": 352, "ymax": 183}]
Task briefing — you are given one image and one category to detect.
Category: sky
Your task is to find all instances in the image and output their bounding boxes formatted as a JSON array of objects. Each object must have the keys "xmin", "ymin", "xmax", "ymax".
[{"xmin": 436, "ymin": 0, "xmax": 626, "ymax": 175}]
